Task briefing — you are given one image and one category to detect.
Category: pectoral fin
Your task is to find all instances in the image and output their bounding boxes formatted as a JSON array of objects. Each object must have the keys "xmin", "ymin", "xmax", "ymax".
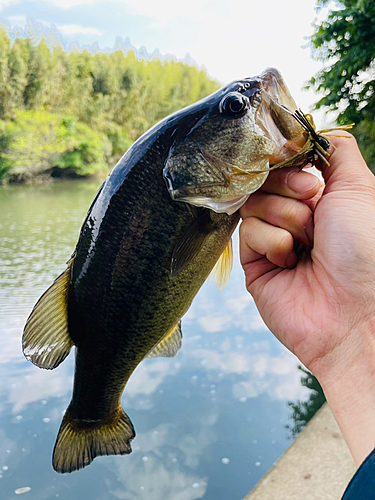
[
  {"xmin": 147, "ymin": 321, "xmax": 182, "ymax": 358},
  {"xmin": 207, "ymin": 238, "xmax": 233, "ymax": 291},
  {"xmin": 171, "ymin": 210, "xmax": 214, "ymax": 277},
  {"xmin": 22, "ymin": 257, "xmax": 75, "ymax": 370}
]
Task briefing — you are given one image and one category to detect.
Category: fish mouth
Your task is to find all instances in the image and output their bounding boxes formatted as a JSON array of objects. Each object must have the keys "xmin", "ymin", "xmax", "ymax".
[
  {"xmin": 260, "ymin": 68, "xmax": 298, "ymax": 116},
  {"xmin": 258, "ymin": 68, "xmax": 307, "ymax": 164},
  {"xmin": 163, "ymin": 68, "xmax": 309, "ymax": 215}
]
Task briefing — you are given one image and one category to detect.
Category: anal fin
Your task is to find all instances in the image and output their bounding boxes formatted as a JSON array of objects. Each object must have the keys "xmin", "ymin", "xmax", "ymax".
[
  {"xmin": 22, "ymin": 257, "xmax": 75, "ymax": 370},
  {"xmin": 207, "ymin": 238, "xmax": 233, "ymax": 291},
  {"xmin": 147, "ymin": 321, "xmax": 182, "ymax": 359}
]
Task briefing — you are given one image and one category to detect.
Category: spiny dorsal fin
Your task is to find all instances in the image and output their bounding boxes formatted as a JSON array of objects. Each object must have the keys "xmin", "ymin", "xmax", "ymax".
[
  {"xmin": 147, "ymin": 321, "xmax": 182, "ymax": 359},
  {"xmin": 53, "ymin": 404, "xmax": 135, "ymax": 473},
  {"xmin": 207, "ymin": 238, "xmax": 233, "ymax": 292},
  {"xmin": 171, "ymin": 210, "xmax": 214, "ymax": 278},
  {"xmin": 22, "ymin": 258, "xmax": 75, "ymax": 370}
]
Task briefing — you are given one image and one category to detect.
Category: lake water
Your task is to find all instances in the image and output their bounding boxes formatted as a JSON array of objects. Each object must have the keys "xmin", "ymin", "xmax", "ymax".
[{"xmin": 0, "ymin": 180, "xmax": 309, "ymax": 500}]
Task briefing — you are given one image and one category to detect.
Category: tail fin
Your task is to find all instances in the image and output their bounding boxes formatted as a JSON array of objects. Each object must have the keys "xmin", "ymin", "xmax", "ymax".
[{"xmin": 52, "ymin": 405, "xmax": 135, "ymax": 473}]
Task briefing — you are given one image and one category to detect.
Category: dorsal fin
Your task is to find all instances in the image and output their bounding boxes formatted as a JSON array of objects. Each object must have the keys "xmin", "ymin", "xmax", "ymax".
[
  {"xmin": 22, "ymin": 257, "xmax": 75, "ymax": 370},
  {"xmin": 207, "ymin": 238, "xmax": 233, "ymax": 291},
  {"xmin": 147, "ymin": 321, "xmax": 182, "ymax": 359}
]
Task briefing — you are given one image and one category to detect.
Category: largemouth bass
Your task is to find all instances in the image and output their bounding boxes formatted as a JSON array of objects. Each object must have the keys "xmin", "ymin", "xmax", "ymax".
[{"xmin": 23, "ymin": 68, "xmax": 307, "ymax": 473}]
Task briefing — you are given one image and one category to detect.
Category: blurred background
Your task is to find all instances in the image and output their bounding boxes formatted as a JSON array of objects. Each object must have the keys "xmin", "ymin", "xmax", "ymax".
[{"xmin": 0, "ymin": 0, "xmax": 373, "ymax": 499}]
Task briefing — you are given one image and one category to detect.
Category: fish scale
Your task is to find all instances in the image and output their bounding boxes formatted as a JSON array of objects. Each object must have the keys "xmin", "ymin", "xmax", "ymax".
[{"xmin": 67, "ymin": 136, "xmax": 238, "ymax": 426}]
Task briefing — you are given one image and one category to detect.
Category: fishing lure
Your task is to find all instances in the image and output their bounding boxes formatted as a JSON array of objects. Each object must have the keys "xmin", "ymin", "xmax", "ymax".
[{"xmin": 268, "ymin": 109, "xmax": 354, "ymax": 171}]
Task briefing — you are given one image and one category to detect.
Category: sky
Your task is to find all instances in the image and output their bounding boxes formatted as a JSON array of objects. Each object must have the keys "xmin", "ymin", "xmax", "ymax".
[{"xmin": 0, "ymin": 0, "xmax": 330, "ymax": 126}]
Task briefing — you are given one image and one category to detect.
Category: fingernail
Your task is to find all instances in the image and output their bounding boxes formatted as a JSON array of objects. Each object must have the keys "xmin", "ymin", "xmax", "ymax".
[
  {"xmin": 287, "ymin": 172, "xmax": 320, "ymax": 194},
  {"xmin": 305, "ymin": 217, "xmax": 314, "ymax": 245}
]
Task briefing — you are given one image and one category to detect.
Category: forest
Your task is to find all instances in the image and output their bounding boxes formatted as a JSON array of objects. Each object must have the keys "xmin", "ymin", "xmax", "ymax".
[
  {"xmin": 0, "ymin": 25, "xmax": 219, "ymax": 182},
  {"xmin": 1, "ymin": 0, "xmax": 374, "ymax": 183},
  {"xmin": 308, "ymin": 0, "xmax": 375, "ymax": 169}
]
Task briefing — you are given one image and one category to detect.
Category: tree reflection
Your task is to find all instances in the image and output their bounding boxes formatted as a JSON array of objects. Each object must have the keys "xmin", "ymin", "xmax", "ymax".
[{"xmin": 286, "ymin": 365, "xmax": 326, "ymax": 438}]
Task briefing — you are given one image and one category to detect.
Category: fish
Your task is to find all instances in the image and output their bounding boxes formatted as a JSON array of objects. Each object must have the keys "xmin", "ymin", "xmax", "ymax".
[{"xmin": 23, "ymin": 68, "xmax": 308, "ymax": 474}]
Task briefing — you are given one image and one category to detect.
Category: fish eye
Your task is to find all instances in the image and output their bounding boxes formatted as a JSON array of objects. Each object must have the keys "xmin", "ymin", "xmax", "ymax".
[{"xmin": 219, "ymin": 92, "xmax": 249, "ymax": 118}]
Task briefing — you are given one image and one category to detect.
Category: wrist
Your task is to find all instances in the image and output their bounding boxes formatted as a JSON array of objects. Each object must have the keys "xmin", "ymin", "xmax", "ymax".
[{"xmin": 311, "ymin": 319, "xmax": 375, "ymax": 467}]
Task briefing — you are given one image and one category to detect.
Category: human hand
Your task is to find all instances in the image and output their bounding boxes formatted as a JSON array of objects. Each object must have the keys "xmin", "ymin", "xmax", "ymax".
[{"xmin": 239, "ymin": 134, "xmax": 375, "ymax": 466}]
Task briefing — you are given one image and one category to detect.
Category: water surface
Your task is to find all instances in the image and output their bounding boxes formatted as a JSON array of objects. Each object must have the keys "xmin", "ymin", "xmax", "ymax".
[{"xmin": 0, "ymin": 180, "xmax": 308, "ymax": 500}]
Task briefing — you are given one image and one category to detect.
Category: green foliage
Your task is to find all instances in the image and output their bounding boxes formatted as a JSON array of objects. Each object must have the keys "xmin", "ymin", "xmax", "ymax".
[
  {"xmin": 0, "ymin": 121, "xmax": 14, "ymax": 180},
  {"xmin": 352, "ymin": 120, "xmax": 375, "ymax": 171},
  {"xmin": 101, "ymin": 122, "xmax": 133, "ymax": 163},
  {"xmin": 53, "ymin": 118, "xmax": 112, "ymax": 177},
  {"xmin": 0, "ymin": 24, "xmax": 219, "ymax": 181},
  {"xmin": 286, "ymin": 366, "xmax": 326, "ymax": 438},
  {"xmin": 0, "ymin": 110, "xmax": 111, "ymax": 181},
  {"xmin": 307, "ymin": 1, "xmax": 375, "ymax": 169},
  {"xmin": 308, "ymin": 0, "xmax": 375, "ymax": 122}
]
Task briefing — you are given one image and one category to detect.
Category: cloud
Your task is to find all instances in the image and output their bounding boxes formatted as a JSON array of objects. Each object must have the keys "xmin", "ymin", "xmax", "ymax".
[
  {"xmin": 124, "ymin": 358, "xmax": 181, "ymax": 402},
  {"xmin": 0, "ymin": 0, "xmax": 323, "ymax": 119},
  {"xmin": 119, "ymin": 0, "xmax": 214, "ymax": 24},
  {"xmin": 106, "ymin": 423, "xmax": 209, "ymax": 500},
  {"xmin": 179, "ymin": 426, "xmax": 217, "ymax": 468},
  {"xmin": 47, "ymin": 0, "xmax": 96, "ymax": 8},
  {"xmin": 186, "ymin": 274, "xmax": 268, "ymax": 335},
  {"xmin": 232, "ymin": 380, "xmax": 269, "ymax": 400},
  {"xmin": 57, "ymin": 24, "xmax": 103, "ymax": 36},
  {"xmin": 111, "ymin": 461, "xmax": 207, "ymax": 500},
  {"xmin": 0, "ymin": 335, "xmax": 23, "ymax": 365},
  {"xmin": 192, "ymin": 349, "xmax": 252, "ymax": 374},
  {"xmin": 198, "ymin": 314, "xmax": 232, "ymax": 333},
  {"xmin": 104, "ymin": 419, "xmax": 219, "ymax": 500},
  {"xmin": 0, "ymin": 428, "xmax": 16, "ymax": 466},
  {"xmin": 0, "ymin": 0, "xmax": 19, "ymax": 12},
  {"xmin": 225, "ymin": 293, "xmax": 253, "ymax": 315},
  {"xmin": 6, "ymin": 14, "xmax": 26, "ymax": 25},
  {"xmin": 188, "ymin": 339, "xmax": 308, "ymax": 401},
  {"xmin": 5, "ymin": 365, "xmax": 73, "ymax": 413},
  {"xmin": 249, "ymin": 315, "xmax": 269, "ymax": 332}
]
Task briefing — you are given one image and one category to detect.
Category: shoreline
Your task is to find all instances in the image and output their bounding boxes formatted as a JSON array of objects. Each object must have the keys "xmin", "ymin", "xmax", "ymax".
[{"xmin": 243, "ymin": 403, "xmax": 355, "ymax": 500}]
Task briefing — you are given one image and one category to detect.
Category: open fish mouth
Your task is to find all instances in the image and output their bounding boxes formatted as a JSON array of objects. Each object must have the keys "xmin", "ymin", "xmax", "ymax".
[
  {"xmin": 163, "ymin": 68, "xmax": 310, "ymax": 215},
  {"xmin": 256, "ymin": 68, "xmax": 307, "ymax": 165}
]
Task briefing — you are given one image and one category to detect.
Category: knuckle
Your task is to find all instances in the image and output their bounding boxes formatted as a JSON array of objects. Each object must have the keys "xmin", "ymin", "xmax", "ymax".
[
  {"xmin": 239, "ymin": 217, "xmax": 256, "ymax": 238},
  {"xmin": 275, "ymin": 230, "xmax": 293, "ymax": 255},
  {"xmin": 281, "ymin": 199, "xmax": 310, "ymax": 226}
]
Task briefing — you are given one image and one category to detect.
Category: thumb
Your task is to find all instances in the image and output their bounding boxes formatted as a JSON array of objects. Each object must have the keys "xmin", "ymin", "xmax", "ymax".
[
  {"xmin": 314, "ymin": 132, "xmax": 375, "ymax": 276},
  {"xmin": 320, "ymin": 133, "xmax": 374, "ymax": 195}
]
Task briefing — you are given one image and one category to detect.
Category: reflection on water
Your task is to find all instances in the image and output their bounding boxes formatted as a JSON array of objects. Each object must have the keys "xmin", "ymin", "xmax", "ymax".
[
  {"xmin": 0, "ymin": 181, "xmax": 309, "ymax": 500},
  {"xmin": 286, "ymin": 366, "xmax": 326, "ymax": 439}
]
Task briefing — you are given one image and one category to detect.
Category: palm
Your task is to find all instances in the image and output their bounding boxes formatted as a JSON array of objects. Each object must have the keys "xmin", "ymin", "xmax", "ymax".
[
  {"xmin": 245, "ymin": 177, "xmax": 375, "ymax": 372},
  {"xmin": 241, "ymin": 136, "xmax": 375, "ymax": 467}
]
